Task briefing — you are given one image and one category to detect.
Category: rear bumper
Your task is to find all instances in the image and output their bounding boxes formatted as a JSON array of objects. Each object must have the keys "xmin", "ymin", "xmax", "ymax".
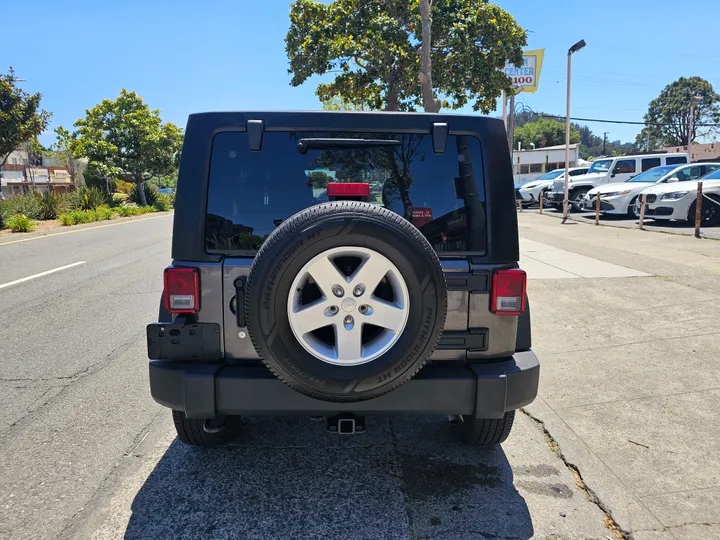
[{"xmin": 149, "ymin": 351, "xmax": 540, "ymax": 419}]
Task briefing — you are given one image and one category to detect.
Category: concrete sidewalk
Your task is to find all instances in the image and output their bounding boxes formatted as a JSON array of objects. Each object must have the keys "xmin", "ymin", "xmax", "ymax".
[{"xmin": 519, "ymin": 212, "xmax": 720, "ymax": 539}]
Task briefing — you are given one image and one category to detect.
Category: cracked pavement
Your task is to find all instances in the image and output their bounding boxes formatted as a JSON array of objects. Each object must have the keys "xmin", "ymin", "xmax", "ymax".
[{"xmin": 1, "ymin": 212, "xmax": 719, "ymax": 539}]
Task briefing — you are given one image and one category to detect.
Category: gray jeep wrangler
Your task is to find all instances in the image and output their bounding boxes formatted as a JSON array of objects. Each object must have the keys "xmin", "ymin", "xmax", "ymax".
[{"xmin": 147, "ymin": 111, "xmax": 539, "ymax": 447}]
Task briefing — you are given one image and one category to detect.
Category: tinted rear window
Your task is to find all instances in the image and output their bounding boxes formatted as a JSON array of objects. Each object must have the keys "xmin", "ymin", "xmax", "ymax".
[
  {"xmin": 205, "ymin": 131, "xmax": 486, "ymax": 255},
  {"xmin": 666, "ymin": 156, "xmax": 688, "ymax": 165}
]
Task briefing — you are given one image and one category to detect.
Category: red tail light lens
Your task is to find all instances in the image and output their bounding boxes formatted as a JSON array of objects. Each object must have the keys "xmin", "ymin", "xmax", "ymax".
[
  {"xmin": 326, "ymin": 183, "xmax": 370, "ymax": 197},
  {"xmin": 164, "ymin": 268, "xmax": 200, "ymax": 313},
  {"xmin": 491, "ymin": 269, "xmax": 527, "ymax": 315}
]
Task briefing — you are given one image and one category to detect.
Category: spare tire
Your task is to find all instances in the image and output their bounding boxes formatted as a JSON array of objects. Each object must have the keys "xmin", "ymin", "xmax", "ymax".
[{"xmin": 244, "ymin": 201, "xmax": 447, "ymax": 402}]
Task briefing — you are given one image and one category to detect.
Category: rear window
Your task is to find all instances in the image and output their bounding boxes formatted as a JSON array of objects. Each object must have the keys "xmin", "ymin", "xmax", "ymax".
[
  {"xmin": 666, "ymin": 156, "xmax": 688, "ymax": 165},
  {"xmin": 205, "ymin": 131, "xmax": 486, "ymax": 255},
  {"xmin": 641, "ymin": 158, "xmax": 661, "ymax": 171}
]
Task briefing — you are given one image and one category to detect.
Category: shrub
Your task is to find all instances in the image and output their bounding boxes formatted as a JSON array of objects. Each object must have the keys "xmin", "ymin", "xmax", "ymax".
[
  {"xmin": 65, "ymin": 187, "xmax": 108, "ymax": 211},
  {"xmin": 59, "ymin": 209, "xmax": 99, "ymax": 226},
  {"xmin": 153, "ymin": 194, "xmax": 172, "ymax": 211},
  {"xmin": 0, "ymin": 193, "xmax": 42, "ymax": 220},
  {"xmin": 95, "ymin": 205, "xmax": 114, "ymax": 220},
  {"xmin": 115, "ymin": 205, "xmax": 136, "ymax": 217},
  {"xmin": 33, "ymin": 191, "xmax": 63, "ymax": 220},
  {"xmin": 114, "ymin": 179, "xmax": 135, "ymax": 194},
  {"xmin": 111, "ymin": 192, "xmax": 129, "ymax": 206},
  {"xmin": 129, "ymin": 183, "xmax": 159, "ymax": 207},
  {"xmin": 5, "ymin": 214, "xmax": 36, "ymax": 233},
  {"xmin": 59, "ymin": 213, "xmax": 76, "ymax": 226}
]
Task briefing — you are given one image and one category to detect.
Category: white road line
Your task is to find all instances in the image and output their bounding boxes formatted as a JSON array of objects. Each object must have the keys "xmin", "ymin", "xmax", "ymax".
[{"xmin": 0, "ymin": 261, "xmax": 87, "ymax": 290}]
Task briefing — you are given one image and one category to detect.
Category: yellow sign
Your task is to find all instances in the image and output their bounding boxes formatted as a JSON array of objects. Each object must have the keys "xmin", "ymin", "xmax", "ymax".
[{"xmin": 503, "ymin": 49, "xmax": 545, "ymax": 93}]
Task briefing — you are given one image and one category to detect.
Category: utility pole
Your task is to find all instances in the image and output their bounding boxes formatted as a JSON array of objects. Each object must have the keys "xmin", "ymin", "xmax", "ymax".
[
  {"xmin": 602, "ymin": 132, "xmax": 608, "ymax": 155},
  {"xmin": 502, "ymin": 90, "xmax": 507, "ymax": 128},
  {"xmin": 688, "ymin": 95, "xmax": 703, "ymax": 161},
  {"xmin": 507, "ymin": 92, "xmax": 516, "ymax": 181},
  {"xmin": 507, "ymin": 93, "xmax": 516, "ymax": 154}
]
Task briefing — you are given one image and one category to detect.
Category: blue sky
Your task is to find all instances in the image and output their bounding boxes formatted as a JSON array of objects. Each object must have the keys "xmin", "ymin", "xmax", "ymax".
[{"xmin": 2, "ymin": 0, "xmax": 718, "ymax": 147}]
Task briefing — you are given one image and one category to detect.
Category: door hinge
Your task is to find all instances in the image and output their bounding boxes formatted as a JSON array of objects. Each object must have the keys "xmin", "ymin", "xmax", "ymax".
[
  {"xmin": 234, "ymin": 276, "xmax": 247, "ymax": 327},
  {"xmin": 445, "ymin": 271, "xmax": 490, "ymax": 293}
]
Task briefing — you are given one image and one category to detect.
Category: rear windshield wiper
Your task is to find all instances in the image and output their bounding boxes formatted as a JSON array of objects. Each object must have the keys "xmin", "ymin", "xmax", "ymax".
[{"xmin": 297, "ymin": 138, "xmax": 401, "ymax": 154}]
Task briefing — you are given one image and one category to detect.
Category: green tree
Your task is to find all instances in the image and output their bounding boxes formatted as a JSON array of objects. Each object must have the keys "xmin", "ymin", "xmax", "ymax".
[
  {"xmin": 74, "ymin": 90, "xmax": 183, "ymax": 205},
  {"xmin": 320, "ymin": 96, "xmax": 366, "ymax": 111},
  {"xmin": 514, "ymin": 118, "xmax": 580, "ymax": 150},
  {"xmin": 637, "ymin": 77, "xmax": 720, "ymax": 147},
  {"xmin": 0, "ymin": 67, "xmax": 51, "ymax": 168},
  {"xmin": 286, "ymin": 0, "xmax": 526, "ymax": 112},
  {"xmin": 49, "ymin": 126, "xmax": 82, "ymax": 187}
]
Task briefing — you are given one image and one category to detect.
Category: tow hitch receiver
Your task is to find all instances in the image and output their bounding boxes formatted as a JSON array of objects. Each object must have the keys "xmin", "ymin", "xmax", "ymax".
[{"xmin": 326, "ymin": 414, "xmax": 366, "ymax": 435}]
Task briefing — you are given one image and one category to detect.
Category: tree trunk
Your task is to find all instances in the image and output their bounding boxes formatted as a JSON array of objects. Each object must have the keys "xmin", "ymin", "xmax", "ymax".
[
  {"xmin": 386, "ymin": 87, "xmax": 399, "ymax": 112},
  {"xmin": 385, "ymin": 67, "xmax": 400, "ymax": 111},
  {"xmin": 419, "ymin": 0, "xmax": 440, "ymax": 113},
  {"xmin": 135, "ymin": 175, "xmax": 148, "ymax": 206}
]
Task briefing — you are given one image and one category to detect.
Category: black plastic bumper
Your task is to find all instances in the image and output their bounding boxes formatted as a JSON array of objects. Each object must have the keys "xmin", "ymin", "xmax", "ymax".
[{"xmin": 149, "ymin": 351, "xmax": 540, "ymax": 420}]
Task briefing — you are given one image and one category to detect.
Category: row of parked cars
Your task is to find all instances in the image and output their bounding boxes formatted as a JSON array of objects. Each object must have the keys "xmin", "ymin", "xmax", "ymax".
[{"xmin": 515, "ymin": 152, "xmax": 720, "ymax": 226}]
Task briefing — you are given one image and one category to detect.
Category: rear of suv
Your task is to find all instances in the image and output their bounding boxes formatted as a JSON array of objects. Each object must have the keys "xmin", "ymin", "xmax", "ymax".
[{"xmin": 147, "ymin": 111, "xmax": 539, "ymax": 448}]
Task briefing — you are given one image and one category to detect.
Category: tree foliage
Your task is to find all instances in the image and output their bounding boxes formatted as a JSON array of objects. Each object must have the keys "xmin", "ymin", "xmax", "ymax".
[
  {"xmin": 286, "ymin": 0, "xmax": 526, "ymax": 112},
  {"xmin": 74, "ymin": 90, "xmax": 183, "ymax": 205},
  {"xmin": 636, "ymin": 77, "xmax": 720, "ymax": 148},
  {"xmin": 0, "ymin": 67, "xmax": 51, "ymax": 168},
  {"xmin": 49, "ymin": 126, "xmax": 82, "ymax": 187},
  {"xmin": 514, "ymin": 118, "xmax": 580, "ymax": 150}
]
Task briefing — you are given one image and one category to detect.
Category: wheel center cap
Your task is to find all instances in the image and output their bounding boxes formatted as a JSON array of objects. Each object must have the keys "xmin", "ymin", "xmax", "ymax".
[{"xmin": 341, "ymin": 298, "xmax": 357, "ymax": 312}]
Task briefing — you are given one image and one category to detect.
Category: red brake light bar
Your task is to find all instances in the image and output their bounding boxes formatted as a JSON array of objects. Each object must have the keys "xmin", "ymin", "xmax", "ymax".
[
  {"xmin": 164, "ymin": 267, "xmax": 200, "ymax": 313},
  {"xmin": 326, "ymin": 183, "xmax": 370, "ymax": 197},
  {"xmin": 490, "ymin": 269, "xmax": 527, "ymax": 316}
]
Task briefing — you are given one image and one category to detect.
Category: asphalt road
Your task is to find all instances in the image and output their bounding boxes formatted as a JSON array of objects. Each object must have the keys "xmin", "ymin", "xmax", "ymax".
[{"xmin": 0, "ymin": 215, "xmax": 613, "ymax": 540}]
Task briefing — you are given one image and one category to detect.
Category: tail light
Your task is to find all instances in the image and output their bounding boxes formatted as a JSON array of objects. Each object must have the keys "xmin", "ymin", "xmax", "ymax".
[
  {"xmin": 326, "ymin": 183, "xmax": 370, "ymax": 197},
  {"xmin": 164, "ymin": 267, "xmax": 200, "ymax": 313},
  {"xmin": 491, "ymin": 269, "xmax": 526, "ymax": 315}
]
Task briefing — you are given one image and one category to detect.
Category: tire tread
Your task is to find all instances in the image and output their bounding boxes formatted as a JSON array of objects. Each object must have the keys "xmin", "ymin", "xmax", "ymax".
[
  {"xmin": 458, "ymin": 410, "xmax": 516, "ymax": 447},
  {"xmin": 172, "ymin": 410, "xmax": 239, "ymax": 447}
]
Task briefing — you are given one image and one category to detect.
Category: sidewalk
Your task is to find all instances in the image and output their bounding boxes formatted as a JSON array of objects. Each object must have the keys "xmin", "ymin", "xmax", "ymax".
[{"xmin": 519, "ymin": 212, "xmax": 720, "ymax": 539}]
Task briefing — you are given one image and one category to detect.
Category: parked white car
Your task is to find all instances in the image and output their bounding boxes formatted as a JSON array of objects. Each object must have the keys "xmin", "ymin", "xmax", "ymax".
[
  {"xmin": 639, "ymin": 167, "xmax": 720, "ymax": 226},
  {"xmin": 517, "ymin": 167, "xmax": 588, "ymax": 207},
  {"xmin": 545, "ymin": 152, "xmax": 689, "ymax": 210},
  {"xmin": 582, "ymin": 163, "xmax": 720, "ymax": 218}
]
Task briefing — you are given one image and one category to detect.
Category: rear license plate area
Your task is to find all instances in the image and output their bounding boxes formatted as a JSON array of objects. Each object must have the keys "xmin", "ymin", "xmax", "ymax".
[{"xmin": 147, "ymin": 322, "xmax": 222, "ymax": 360}]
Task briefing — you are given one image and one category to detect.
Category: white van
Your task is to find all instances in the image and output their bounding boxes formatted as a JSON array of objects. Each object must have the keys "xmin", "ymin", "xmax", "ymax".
[{"xmin": 545, "ymin": 153, "xmax": 689, "ymax": 210}]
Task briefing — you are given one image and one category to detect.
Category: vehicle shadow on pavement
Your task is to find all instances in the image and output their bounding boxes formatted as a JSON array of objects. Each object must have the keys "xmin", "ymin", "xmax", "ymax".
[{"xmin": 125, "ymin": 416, "xmax": 533, "ymax": 540}]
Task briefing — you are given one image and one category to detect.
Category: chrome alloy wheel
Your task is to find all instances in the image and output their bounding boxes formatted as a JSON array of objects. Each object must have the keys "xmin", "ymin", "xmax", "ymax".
[{"xmin": 287, "ymin": 246, "xmax": 410, "ymax": 366}]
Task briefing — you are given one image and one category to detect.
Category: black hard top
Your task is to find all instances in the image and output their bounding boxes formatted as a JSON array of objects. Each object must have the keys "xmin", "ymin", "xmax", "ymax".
[{"xmin": 172, "ymin": 111, "xmax": 519, "ymax": 263}]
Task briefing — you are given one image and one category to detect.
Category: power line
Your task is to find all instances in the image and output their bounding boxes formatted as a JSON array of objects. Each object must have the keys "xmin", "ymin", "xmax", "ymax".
[{"xmin": 533, "ymin": 112, "xmax": 720, "ymax": 128}]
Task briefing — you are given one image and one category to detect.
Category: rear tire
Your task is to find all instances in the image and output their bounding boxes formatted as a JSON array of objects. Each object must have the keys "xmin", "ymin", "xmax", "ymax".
[
  {"xmin": 172, "ymin": 410, "xmax": 241, "ymax": 447},
  {"xmin": 454, "ymin": 410, "xmax": 516, "ymax": 447}
]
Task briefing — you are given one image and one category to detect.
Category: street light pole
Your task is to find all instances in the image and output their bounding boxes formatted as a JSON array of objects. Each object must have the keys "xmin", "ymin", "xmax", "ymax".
[{"xmin": 563, "ymin": 39, "xmax": 586, "ymax": 222}]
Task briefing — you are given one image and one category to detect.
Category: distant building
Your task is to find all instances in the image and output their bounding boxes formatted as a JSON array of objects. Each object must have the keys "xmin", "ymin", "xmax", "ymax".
[
  {"xmin": 1, "ymin": 148, "xmax": 84, "ymax": 196},
  {"xmin": 512, "ymin": 143, "xmax": 584, "ymax": 184},
  {"xmin": 663, "ymin": 143, "xmax": 720, "ymax": 163}
]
